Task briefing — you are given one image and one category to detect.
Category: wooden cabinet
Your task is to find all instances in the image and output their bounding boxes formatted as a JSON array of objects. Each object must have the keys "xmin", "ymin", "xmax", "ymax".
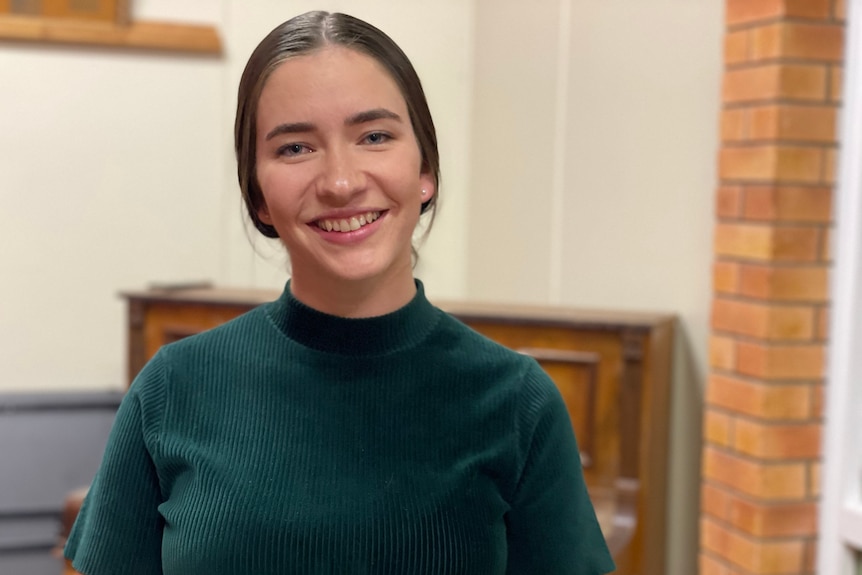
[{"xmin": 63, "ymin": 286, "xmax": 673, "ymax": 575}]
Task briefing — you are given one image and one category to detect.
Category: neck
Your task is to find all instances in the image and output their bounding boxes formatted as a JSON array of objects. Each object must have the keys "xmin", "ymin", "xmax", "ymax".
[{"xmin": 288, "ymin": 268, "xmax": 417, "ymax": 318}]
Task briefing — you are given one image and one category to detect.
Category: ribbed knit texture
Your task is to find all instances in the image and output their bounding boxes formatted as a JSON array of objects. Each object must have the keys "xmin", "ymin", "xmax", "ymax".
[{"xmin": 65, "ymin": 281, "xmax": 614, "ymax": 575}]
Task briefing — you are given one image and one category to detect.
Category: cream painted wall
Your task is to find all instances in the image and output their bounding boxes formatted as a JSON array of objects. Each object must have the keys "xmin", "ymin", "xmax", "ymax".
[
  {"xmin": 468, "ymin": 1, "xmax": 723, "ymax": 573},
  {"xmin": 0, "ymin": 1, "xmax": 473, "ymax": 392},
  {"xmin": 468, "ymin": 0, "xmax": 562, "ymax": 304},
  {"xmin": 0, "ymin": 18, "xmax": 226, "ymax": 391}
]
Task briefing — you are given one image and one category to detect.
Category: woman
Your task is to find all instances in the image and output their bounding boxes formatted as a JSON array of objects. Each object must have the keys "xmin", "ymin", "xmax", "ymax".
[{"xmin": 65, "ymin": 11, "xmax": 614, "ymax": 575}]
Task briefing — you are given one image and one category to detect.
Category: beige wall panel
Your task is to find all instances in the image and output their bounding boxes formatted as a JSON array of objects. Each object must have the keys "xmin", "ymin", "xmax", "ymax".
[
  {"xmin": 466, "ymin": 0, "xmax": 562, "ymax": 304},
  {"xmin": 561, "ymin": 2, "xmax": 722, "ymax": 574},
  {"xmin": 0, "ymin": 46, "xmax": 225, "ymax": 392}
]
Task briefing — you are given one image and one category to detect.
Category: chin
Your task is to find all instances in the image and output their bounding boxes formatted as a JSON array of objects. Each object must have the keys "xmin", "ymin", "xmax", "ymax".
[{"xmin": 326, "ymin": 256, "xmax": 409, "ymax": 286}]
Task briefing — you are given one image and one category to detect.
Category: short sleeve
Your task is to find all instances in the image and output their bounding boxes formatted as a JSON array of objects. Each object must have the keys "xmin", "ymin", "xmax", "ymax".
[
  {"xmin": 65, "ymin": 354, "xmax": 166, "ymax": 575},
  {"xmin": 505, "ymin": 367, "xmax": 615, "ymax": 575}
]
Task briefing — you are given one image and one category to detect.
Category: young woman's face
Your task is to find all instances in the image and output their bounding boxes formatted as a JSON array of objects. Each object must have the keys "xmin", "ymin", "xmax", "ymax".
[{"xmin": 254, "ymin": 46, "xmax": 435, "ymax": 294}]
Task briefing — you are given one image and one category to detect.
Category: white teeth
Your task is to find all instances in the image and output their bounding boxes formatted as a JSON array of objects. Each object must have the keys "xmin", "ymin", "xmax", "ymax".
[{"xmin": 316, "ymin": 211, "xmax": 380, "ymax": 233}]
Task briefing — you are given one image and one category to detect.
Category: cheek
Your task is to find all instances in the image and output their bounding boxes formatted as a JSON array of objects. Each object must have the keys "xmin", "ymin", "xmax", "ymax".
[
  {"xmin": 255, "ymin": 159, "xmax": 278, "ymax": 191},
  {"xmin": 256, "ymin": 164, "xmax": 298, "ymax": 204},
  {"xmin": 381, "ymin": 155, "xmax": 424, "ymax": 196}
]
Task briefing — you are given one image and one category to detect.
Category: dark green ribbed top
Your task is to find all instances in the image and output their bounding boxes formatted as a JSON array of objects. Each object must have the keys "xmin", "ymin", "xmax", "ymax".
[{"xmin": 66, "ymin": 281, "xmax": 614, "ymax": 575}]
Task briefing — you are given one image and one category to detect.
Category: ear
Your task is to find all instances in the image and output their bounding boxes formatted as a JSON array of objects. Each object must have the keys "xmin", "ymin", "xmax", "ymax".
[
  {"xmin": 257, "ymin": 202, "xmax": 273, "ymax": 226},
  {"xmin": 419, "ymin": 172, "xmax": 436, "ymax": 202}
]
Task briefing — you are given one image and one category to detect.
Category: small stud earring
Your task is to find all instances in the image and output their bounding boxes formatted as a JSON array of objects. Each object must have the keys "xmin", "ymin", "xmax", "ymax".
[{"xmin": 421, "ymin": 189, "xmax": 428, "ymax": 196}]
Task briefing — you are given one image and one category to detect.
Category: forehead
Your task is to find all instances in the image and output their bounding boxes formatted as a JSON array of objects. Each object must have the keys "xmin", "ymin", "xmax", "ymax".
[{"xmin": 257, "ymin": 46, "xmax": 408, "ymax": 121}]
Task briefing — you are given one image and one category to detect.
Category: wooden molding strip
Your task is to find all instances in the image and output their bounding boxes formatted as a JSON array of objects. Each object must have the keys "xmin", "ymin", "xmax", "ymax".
[{"xmin": 0, "ymin": 15, "xmax": 221, "ymax": 54}]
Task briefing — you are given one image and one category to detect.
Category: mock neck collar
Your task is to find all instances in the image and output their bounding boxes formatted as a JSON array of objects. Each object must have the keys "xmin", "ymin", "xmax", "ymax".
[{"xmin": 266, "ymin": 279, "xmax": 441, "ymax": 356}]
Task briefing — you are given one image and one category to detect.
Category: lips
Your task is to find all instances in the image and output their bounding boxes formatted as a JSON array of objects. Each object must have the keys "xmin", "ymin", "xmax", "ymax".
[{"xmin": 314, "ymin": 211, "xmax": 381, "ymax": 233}]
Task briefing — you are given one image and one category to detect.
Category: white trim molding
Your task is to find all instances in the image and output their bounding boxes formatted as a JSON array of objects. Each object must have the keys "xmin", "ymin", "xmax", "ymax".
[
  {"xmin": 839, "ymin": 503, "xmax": 862, "ymax": 550},
  {"xmin": 818, "ymin": 0, "xmax": 862, "ymax": 573}
]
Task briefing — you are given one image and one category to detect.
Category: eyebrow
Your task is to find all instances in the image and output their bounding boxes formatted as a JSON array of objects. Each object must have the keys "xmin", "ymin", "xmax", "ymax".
[
  {"xmin": 346, "ymin": 108, "xmax": 402, "ymax": 126},
  {"xmin": 264, "ymin": 108, "xmax": 402, "ymax": 141},
  {"xmin": 265, "ymin": 122, "xmax": 315, "ymax": 141}
]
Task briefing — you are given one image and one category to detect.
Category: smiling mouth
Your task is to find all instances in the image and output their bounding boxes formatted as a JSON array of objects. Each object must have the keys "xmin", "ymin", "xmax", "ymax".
[{"xmin": 314, "ymin": 211, "xmax": 382, "ymax": 233}]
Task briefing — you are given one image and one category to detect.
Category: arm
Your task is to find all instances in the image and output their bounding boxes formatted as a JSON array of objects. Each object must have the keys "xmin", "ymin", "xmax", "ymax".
[
  {"xmin": 65, "ymin": 356, "xmax": 166, "ymax": 575},
  {"xmin": 505, "ymin": 370, "xmax": 615, "ymax": 575}
]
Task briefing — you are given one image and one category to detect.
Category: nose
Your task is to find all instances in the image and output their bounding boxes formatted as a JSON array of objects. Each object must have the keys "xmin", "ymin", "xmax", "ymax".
[{"xmin": 317, "ymin": 145, "xmax": 366, "ymax": 203}]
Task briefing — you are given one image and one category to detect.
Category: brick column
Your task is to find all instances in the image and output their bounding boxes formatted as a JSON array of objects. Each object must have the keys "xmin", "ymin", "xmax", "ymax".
[{"xmin": 700, "ymin": 1, "xmax": 845, "ymax": 574}]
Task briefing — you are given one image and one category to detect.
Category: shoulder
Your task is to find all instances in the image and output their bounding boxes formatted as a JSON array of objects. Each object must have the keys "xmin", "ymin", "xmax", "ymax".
[
  {"xmin": 429, "ymin": 311, "xmax": 557, "ymax": 391},
  {"xmin": 424, "ymin": 310, "xmax": 565, "ymax": 437},
  {"xmin": 429, "ymin": 311, "xmax": 532, "ymax": 365},
  {"xmin": 129, "ymin": 304, "xmax": 281, "ymax": 404},
  {"xmin": 160, "ymin": 304, "xmax": 275, "ymax": 360}
]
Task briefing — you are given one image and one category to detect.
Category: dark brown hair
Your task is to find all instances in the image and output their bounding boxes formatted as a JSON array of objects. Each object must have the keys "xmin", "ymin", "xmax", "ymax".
[{"xmin": 235, "ymin": 11, "xmax": 440, "ymax": 239}]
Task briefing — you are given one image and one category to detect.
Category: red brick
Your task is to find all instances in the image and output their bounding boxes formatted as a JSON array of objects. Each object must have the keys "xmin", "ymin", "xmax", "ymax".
[
  {"xmin": 701, "ymin": 516, "xmax": 805, "ymax": 572},
  {"xmin": 703, "ymin": 482, "xmax": 733, "ymax": 521},
  {"xmin": 715, "ymin": 223, "xmax": 773, "ymax": 260},
  {"xmin": 786, "ymin": 0, "xmax": 833, "ymax": 19},
  {"xmin": 820, "ymin": 226, "xmax": 833, "ymax": 261},
  {"xmin": 835, "ymin": 0, "xmax": 846, "ymax": 21},
  {"xmin": 714, "ymin": 261, "xmax": 741, "ymax": 294},
  {"xmin": 720, "ymin": 146, "xmax": 823, "ymax": 182},
  {"xmin": 721, "ymin": 109, "xmax": 747, "ymax": 143},
  {"xmin": 726, "ymin": 0, "xmax": 832, "ymax": 25},
  {"xmin": 743, "ymin": 186, "xmax": 833, "ymax": 222},
  {"xmin": 733, "ymin": 419, "xmax": 822, "ymax": 459},
  {"xmin": 816, "ymin": 306, "xmax": 830, "ymax": 339},
  {"xmin": 773, "ymin": 226, "xmax": 820, "ymax": 261},
  {"xmin": 736, "ymin": 341, "xmax": 825, "ymax": 380},
  {"xmin": 723, "ymin": 65, "xmax": 827, "ymax": 103},
  {"xmin": 805, "ymin": 538, "xmax": 818, "ymax": 571},
  {"xmin": 811, "ymin": 383, "xmax": 825, "ymax": 419},
  {"xmin": 706, "ymin": 408, "xmax": 734, "ymax": 447},
  {"xmin": 712, "ymin": 298, "xmax": 766, "ymax": 336},
  {"xmin": 712, "ymin": 298, "xmax": 814, "ymax": 340},
  {"xmin": 725, "ymin": 30, "xmax": 750, "ymax": 65},
  {"xmin": 751, "ymin": 22, "xmax": 844, "ymax": 62},
  {"xmin": 700, "ymin": 552, "xmax": 732, "ymax": 575},
  {"xmin": 703, "ymin": 447, "xmax": 807, "ymax": 500},
  {"xmin": 739, "ymin": 264, "xmax": 830, "ymax": 302},
  {"xmin": 830, "ymin": 65, "xmax": 844, "ymax": 102},
  {"xmin": 737, "ymin": 264, "xmax": 771, "ymax": 298},
  {"xmin": 707, "ymin": 374, "xmax": 811, "ymax": 420},
  {"xmin": 823, "ymin": 147, "xmax": 838, "ymax": 184},
  {"xmin": 749, "ymin": 105, "xmax": 837, "ymax": 143},
  {"xmin": 717, "ymin": 185, "xmax": 743, "ymax": 217},
  {"xmin": 765, "ymin": 304, "xmax": 815, "ymax": 339},
  {"xmin": 727, "ymin": 496, "xmax": 818, "ymax": 537},
  {"xmin": 809, "ymin": 461, "xmax": 821, "ymax": 497},
  {"xmin": 710, "ymin": 335, "xmax": 737, "ymax": 370},
  {"xmin": 715, "ymin": 224, "xmax": 818, "ymax": 262}
]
